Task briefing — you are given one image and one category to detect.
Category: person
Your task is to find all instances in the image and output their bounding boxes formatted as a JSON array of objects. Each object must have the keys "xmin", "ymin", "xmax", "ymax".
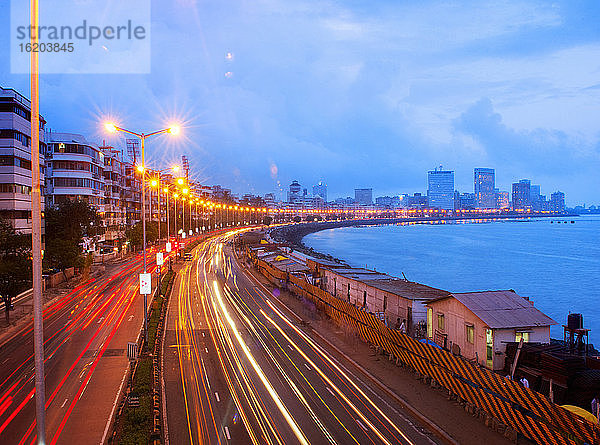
[
  {"xmin": 394, "ymin": 317, "xmax": 401, "ymax": 330},
  {"xmin": 520, "ymin": 377, "xmax": 529, "ymax": 388},
  {"xmin": 592, "ymin": 396, "xmax": 599, "ymax": 418},
  {"xmin": 399, "ymin": 319, "xmax": 406, "ymax": 334}
]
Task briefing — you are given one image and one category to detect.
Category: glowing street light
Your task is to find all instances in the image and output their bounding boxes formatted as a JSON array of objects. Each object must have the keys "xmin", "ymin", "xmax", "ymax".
[{"xmin": 103, "ymin": 120, "xmax": 181, "ymax": 343}]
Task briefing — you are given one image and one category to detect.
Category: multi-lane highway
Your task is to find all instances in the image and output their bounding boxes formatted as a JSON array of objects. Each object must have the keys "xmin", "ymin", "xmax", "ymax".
[
  {"xmin": 164, "ymin": 230, "xmax": 441, "ymax": 445},
  {"xmin": 0, "ymin": 248, "xmax": 169, "ymax": 445}
]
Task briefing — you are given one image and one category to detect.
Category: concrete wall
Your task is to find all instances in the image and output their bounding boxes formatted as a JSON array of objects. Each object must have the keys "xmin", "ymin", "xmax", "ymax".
[
  {"xmin": 427, "ymin": 298, "xmax": 551, "ymax": 370},
  {"xmin": 46, "ymin": 267, "xmax": 75, "ymax": 288},
  {"xmin": 322, "ymin": 269, "xmax": 413, "ymax": 327}
]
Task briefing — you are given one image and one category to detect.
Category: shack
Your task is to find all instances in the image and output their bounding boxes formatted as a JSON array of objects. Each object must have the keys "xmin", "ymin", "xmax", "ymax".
[
  {"xmin": 320, "ymin": 267, "xmax": 450, "ymax": 333},
  {"xmin": 426, "ymin": 290, "xmax": 557, "ymax": 370}
]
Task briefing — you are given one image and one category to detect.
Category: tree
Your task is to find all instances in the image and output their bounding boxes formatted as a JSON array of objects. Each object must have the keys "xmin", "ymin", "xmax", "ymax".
[
  {"xmin": 0, "ymin": 218, "xmax": 31, "ymax": 323},
  {"xmin": 44, "ymin": 200, "xmax": 100, "ymax": 272},
  {"xmin": 125, "ymin": 221, "xmax": 159, "ymax": 250}
]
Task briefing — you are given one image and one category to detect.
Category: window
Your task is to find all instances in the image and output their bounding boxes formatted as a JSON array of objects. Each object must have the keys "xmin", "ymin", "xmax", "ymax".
[
  {"xmin": 347, "ymin": 283, "xmax": 350, "ymax": 301},
  {"xmin": 437, "ymin": 313, "xmax": 445, "ymax": 331},
  {"xmin": 427, "ymin": 308, "xmax": 433, "ymax": 338},
  {"xmin": 466, "ymin": 324, "xmax": 474, "ymax": 344},
  {"xmin": 363, "ymin": 290, "xmax": 367, "ymax": 306},
  {"xmin": 383, "ymin": 295, "xmax": 387, "ymax": 312},
  {"xmin": 515, "ymin": 331, "xmax": 530, "ymax": 343}
]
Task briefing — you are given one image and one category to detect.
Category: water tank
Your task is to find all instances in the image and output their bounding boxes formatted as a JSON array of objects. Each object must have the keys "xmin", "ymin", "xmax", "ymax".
[{"xmin": 568, "ymin": 313, "xmax": 583, "ymax": 330}]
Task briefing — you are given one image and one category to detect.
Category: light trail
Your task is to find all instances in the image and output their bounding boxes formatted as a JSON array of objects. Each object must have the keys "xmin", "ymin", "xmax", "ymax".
[{"xmin": 212, "ymin": 280, "xmax": 309, "ymax": 445}]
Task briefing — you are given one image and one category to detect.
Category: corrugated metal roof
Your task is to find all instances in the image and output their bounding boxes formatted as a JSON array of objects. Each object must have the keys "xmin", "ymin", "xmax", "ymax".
[
  {"xmin": 441, "ymin": 290, "xmax": 557, "ymax": 329},
  {"xmin": 327, "ymin": 268, "xmax": 450, "ymax": 301},
  {"xmin": 364, "ymin": 279, "xmax": 451, "ymax": 301}
]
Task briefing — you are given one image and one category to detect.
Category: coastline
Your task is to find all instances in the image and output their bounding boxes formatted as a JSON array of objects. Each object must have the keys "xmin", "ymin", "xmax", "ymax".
[{"xmin": 269, "ymin": 212, "xmax": 572, "ymax": 260}]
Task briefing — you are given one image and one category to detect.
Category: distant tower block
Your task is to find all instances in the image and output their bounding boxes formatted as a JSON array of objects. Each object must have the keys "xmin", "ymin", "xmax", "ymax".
[
  {"xmin": 182, "ymin": 155, "xmax": 190, "ymax": 179},
  {"xmin": 126, "ymin": 139, "xmax": 140, "ymax": 164}
]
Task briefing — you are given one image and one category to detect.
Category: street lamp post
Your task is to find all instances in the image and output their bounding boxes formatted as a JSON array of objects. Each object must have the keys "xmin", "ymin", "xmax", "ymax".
[
  {"xmin": 164, "ymin": 187, "xmax": 170, "ymax": 239},
  {"xmin": 105, "ymin": 122, "xmax": 179, "ymax": 343},
  {"xmin": 30, "ymin": 1, "xmax": 47, "ymax": 441}
]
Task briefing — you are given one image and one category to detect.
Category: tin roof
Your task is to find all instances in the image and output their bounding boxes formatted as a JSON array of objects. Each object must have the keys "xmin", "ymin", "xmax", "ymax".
[
  {"xmin": 326, "ymin": 267, "xmax": 450, "ymax": 301},
  {"xmin": 430, "ymin": 290, "xmax": 557, "ymax": 329}
]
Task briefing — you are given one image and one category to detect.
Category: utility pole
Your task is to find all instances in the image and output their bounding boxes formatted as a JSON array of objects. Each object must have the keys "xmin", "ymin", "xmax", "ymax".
[{"xmin": 30, "ymin": 0, "xmax": 47, "ymax": 442}]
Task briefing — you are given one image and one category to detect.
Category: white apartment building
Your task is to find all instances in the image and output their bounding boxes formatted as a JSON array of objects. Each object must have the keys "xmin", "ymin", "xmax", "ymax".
[
  {"xmin": 45, "ymin": 132, "xmax": 106, "ymax": 246},
  {"xmin": 0, "ymin": 86, "xmax": 46, "ymax": 234}
]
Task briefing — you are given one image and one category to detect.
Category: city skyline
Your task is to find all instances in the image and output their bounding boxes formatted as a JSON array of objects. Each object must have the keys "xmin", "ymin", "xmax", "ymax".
[{"xmin": 1, "ymin": 1, "xmax": 599, "ymax": 203}]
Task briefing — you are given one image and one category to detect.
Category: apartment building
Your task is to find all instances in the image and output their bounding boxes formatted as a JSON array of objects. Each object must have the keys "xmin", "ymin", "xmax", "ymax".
[{"xmin": 0, "ymin": 86, "xmax": 46, "ymax": 234}]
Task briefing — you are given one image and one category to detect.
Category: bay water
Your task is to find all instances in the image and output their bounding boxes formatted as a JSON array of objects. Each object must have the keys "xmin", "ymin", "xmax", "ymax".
[{"xmin": 303, "ymin": 216, "xmax": 600, "ymax": 344}]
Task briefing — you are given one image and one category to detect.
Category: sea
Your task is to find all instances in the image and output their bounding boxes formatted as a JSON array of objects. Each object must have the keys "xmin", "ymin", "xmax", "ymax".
[{"xmin": 303, "ymin": 215, "xmax": 600, "ymax": 344}]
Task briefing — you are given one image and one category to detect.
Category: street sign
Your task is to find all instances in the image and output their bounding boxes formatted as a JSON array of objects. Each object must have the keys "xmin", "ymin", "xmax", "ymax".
[
  {"xmin": 166, "ymin": 242, "xmax": 172, "ymax": 253},
  {"xmin": 156, "ymin": 252, "xmax": 164, "ymax": 266},
  {"xmin": 139, "ymin": 273, "xmax": 152, "ymax": 294},
  {"xmin": 127, "ymin": 342, "xmax": 138, "ymax": 361}
]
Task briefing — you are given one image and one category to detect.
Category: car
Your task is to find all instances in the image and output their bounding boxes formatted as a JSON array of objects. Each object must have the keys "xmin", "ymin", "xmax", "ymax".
[{"xmin": 183, "ymin": 253, "xmax": 193, "ymax": 261}]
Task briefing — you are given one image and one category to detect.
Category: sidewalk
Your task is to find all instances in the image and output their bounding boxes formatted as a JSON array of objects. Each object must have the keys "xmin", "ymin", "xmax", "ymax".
[{"xmin": 242, "ymin": 260, "xmax": 518, "ymax": 445}]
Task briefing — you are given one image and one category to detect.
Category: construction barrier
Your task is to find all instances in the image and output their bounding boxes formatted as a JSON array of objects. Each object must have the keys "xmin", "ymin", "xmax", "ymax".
[{"xmin": 253, "ymin": 256, "xmax": 600, "ymax": 445}]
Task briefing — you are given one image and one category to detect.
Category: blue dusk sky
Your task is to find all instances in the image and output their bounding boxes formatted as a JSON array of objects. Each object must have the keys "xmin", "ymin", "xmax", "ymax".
[{"xmin": 1, "ymin": 1, "xmax": 599, "ymax": 205}]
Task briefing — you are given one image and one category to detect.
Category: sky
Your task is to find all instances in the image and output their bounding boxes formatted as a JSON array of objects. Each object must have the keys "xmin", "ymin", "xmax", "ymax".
[{"xmin": 1, "ymin": 0, "xmax": 600, "ymax": 205}]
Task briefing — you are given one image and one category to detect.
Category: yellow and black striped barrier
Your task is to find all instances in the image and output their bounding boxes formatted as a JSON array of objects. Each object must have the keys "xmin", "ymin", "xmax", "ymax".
[{"xmin": 254, "ymin": 258, "xmax": 599, "ymax": 445}]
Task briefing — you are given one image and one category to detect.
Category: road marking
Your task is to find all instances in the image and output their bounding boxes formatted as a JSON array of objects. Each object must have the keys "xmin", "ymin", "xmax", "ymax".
[
  {"xmin": 202, "ymin": 332, "xmax": 205, "ymax": 337},
  {"xmin": 355, "ymin": 418, "xmax": 368, "ymax": 432},
  {"xmin": 224, "ymin": 426, "xmax": 231, "ymax": 440},
  {"xmin": 215, "ymin": 392, "xmax": 220, "ymax": 402},
  {"xmin": 205, "ymin": 347, "xmax": 209, "ymax": 353},
  {"xmin": 61, "ymin": 398, "xmax": 68, "ymax": 408},
  {"xmin": 287, "ymin": 344, "xmax": 294, "ymax": 351},
  {"xmin": 326, "ymin": 386, "xmax": 335, "ymax": 396},
  {"xmin": 128, "ymin": 315, "xmax": 134, "ymax": 322},
  {"xmin": 304, "ymin": 364, "xmax": 311, "ymax": 371},
  {"xmin": 97, "ymin": 317, "xmax": 104, "ymax": 324}
]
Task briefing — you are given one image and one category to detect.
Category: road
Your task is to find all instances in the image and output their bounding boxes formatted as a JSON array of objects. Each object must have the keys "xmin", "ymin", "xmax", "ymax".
[
  {"xmin": 0, "ymin": 246, "xmax": 174, "ymax": 445},
  {"xmin": 164, "ymin": 230, "xmax": 441, "ymax": 445}
]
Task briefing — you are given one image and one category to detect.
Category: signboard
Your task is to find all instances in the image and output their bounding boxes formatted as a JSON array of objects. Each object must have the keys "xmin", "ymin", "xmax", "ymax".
[
  {"xmin": 139, "ymin": 273, "xmax": 152, "ymax": 295},
  {"xmin": 156, "ymin": 252, "xmax": 164, "ymax": 266},
  {"xmin": 166, "ymin": 242, "xmax": 172, "ymax": 253}
]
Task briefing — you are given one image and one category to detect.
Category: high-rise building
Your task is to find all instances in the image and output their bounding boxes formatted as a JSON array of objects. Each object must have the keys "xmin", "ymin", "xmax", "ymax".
[
  {"xmin": 427, "ymin": 166, "xmax": 454, "ymax": 210},
  {"xmin": 0, "ymin": 86, "xmax": 46, "ymax": 234},
  {"xmin": 312, "ymin": 181, "xmax": 327, "ymax": 203},
  {"xmin": 474, "ymin": 168, "xmax": 496, "ymax": 209},
  {"xmin": 550, "ymin": 191, "xmax": 565, "ymax": 212},
  {"xmin": 287, "ymin": 180, "xmax": 301, "ymax": 203},
  {"xmin": 354, "ymin": 188, "xmax": 373, "ymax": 206},
  {"xmin": 512, "ymin": 179, "xmax": 531, "ymax": 209},
  {"xmin": 496, "ymin": 190, "xmax": 510, "ymax": 209}
]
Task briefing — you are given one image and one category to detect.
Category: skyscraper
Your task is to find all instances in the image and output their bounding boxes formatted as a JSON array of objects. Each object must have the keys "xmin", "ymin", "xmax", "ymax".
[
  {"xmin": 287, "ymin": 180, "xmax": 301, "ymax": 203},
  {"xmin": 474, "ymin": 168, "xmax": 496, "ymax": 209},
  {"xmin": 550, "ymin": 191, "xmax": 565, "ymax": 212},
  {"xmin": 427, "ymin": 166, "xmax": 454, "ymax": 210},
  {"xmin": 354, "ymin": 188, "xmax": 372, "ymax": 206},
  {"xmin": 512, "ymin": 179, "xmax": 531, "ymax": 209},
  {"xmin": 312, "ymin": 181, "xmax": 327, "ymax": 203}
]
